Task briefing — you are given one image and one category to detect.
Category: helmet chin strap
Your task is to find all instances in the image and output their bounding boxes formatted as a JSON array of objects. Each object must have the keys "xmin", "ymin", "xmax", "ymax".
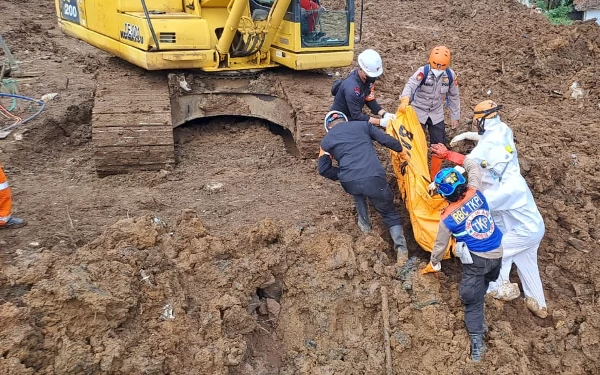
[{"xmin": 477, "ymin": 118, "xmax": 486, "ymax": 135}]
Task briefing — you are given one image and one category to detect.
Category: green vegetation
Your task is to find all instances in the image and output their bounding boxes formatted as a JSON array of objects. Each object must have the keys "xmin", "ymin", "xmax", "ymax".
[{"xmin": 536, "ymin": 0, "xmax": 574, "ymax": 25}]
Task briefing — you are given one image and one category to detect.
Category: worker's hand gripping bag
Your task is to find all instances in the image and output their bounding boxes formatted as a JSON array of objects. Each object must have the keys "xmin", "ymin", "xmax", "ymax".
[{"xmin": 386, "ymin": 107, "xmax": 455, "ymax": 259}]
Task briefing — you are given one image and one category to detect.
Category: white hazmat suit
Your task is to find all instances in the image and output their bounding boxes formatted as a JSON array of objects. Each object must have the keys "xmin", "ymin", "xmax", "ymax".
[{"xmin": 451, "ymin": 115, "xmax": 547, "ymax": 317}]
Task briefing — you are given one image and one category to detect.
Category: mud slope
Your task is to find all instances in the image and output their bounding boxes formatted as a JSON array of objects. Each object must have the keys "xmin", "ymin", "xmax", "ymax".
[{"xmin": 1, "ymin": 0, "xmax": 600, "ymax": 374}]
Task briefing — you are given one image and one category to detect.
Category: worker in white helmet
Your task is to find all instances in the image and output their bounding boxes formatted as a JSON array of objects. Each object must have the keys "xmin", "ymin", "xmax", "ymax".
[{"xmin": 330, "ymin": 49, "xmax": 396, "ymax": 128}]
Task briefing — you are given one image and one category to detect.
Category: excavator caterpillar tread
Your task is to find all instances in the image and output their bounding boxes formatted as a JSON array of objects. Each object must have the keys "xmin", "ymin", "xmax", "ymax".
[
  {"xmin": 169, "ymin": 69, "xmax": 334, "ymax": 158},
  {"xmin": 92, "ymin": 69, "xmax": 175, "ymax": 175}
]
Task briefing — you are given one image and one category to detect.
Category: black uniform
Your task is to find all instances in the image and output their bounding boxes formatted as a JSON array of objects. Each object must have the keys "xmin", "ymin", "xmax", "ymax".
[
  {"xmin": 318, "ymin": 120, "xmax": 402, "ymax": 228},
  {"xmin": 330, "ymin": 70, "xmax": 383, "ymax": 121}
]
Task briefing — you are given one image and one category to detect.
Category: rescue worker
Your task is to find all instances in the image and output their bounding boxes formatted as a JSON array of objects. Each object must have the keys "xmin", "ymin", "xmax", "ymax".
[
  {"xmin": 431, "ymin": 100, "xmax": 548, "ymax": 319},
  {"xmin": 420, "ymin": 160, "xmax": 503, "ymax": 363},
  {"xmin": 318, "ymin": 111, "xmax": 409, "ymax": 261},
  {"xmin": 397, "ymin": 46, "xmax": 460, "ymax": 180},
  {"xmin": 300, "ymin": 0, "xmax": 324, "ymax": 39},
  {"xmin": 330, "ymin": 49, "xmax": 396, "ymax": 128},
  {"xmin": 0, "ymin": 165, "xmax": 26, "ymax": 229}
]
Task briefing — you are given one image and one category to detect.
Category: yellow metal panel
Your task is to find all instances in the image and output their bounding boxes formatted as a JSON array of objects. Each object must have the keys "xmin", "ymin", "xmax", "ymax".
[
  {"xmin": 117, "ymin": 0, "xmax": 183, "ymax": 12},
  {"xmin": 270, "ymin": 48, "xmax": 353, "ymax": 70},
  {"xmin": 59, "ymin": 20, "xmax": 219, "ymax": 70}
]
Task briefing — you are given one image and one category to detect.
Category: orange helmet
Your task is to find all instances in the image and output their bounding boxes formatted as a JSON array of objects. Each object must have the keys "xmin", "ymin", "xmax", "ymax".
[
  {"xmin": 429, "ymin": 46, "xmax": 451, "ymax": 70},
  {"xmin": 473, "ymin": 100, "xmax": 502, "ymax": 120}
]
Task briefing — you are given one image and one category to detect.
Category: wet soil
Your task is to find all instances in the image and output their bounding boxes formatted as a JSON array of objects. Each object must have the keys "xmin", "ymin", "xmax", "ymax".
[{"xmin": 1, "ymin": 0, "xmax": 599, "ymax": 374}]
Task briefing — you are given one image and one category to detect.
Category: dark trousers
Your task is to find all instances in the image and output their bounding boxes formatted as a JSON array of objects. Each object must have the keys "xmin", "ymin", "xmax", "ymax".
[
  {"xmin": 340, "ymin": 176, "xmax": 401, "ymax": 228},
  {"xmin": 422, "ymin": 117, "xmax": 446, "ymax": 145},
  {"xmin": 459, "ymin": 253, "xmax": 502, "ymax": 334}
]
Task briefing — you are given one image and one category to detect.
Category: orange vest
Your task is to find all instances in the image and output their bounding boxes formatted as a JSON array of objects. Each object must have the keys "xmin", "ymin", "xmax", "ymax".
[{"xmin": 0, "ymin": 166, "xmax": 12, "ymax": 225}]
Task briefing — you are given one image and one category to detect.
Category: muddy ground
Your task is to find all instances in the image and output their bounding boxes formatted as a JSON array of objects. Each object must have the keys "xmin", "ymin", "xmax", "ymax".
[{"xmin": 1, "ymin": 0, "xmax": 599, "ymax": 374}]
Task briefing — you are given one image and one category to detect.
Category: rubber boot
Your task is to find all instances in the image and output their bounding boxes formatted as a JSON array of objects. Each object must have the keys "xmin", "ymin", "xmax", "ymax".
[
  {"xmin": 430, "ymin": 156, "xmax": 443, "ymax": 181},
  {"xmin": 1, "ymin": 217, "xmax": 26, "ymax": 229},
  {"xmin": 389, "ymin": 225, "xmax": 408, "ymax": 264},
  {"xmin": 354, "ymin": 197, "xmax": 371, "ymax": 233},
  {"xmin": 469, "ymin": 333, "xmax": 486, "ymax": 362}
]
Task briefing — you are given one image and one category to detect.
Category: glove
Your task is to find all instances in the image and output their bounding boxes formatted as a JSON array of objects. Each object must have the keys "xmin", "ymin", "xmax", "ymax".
[
  {"xmin": 427, "ymin": 181, "xmax": 438, "ymax": 196},
  {"xmin": 397, "ymin": 96, "xmax": 410, "ymax": 113},
  {"xmin": 449, "ymin": 132, "xmax": 481, "ymax": 147},
  {"xmin": 396, "ymin": 149, "xmax": 410, "ymax": 162},
  {"xmin": 430, "ymin": 143, "xmax": 465, "ymax": 165},
  {"xmin": 380, "ymin": 117, "xmax": 390, "ymax": 128},
  {"xmin": 383, "ymin": 112, "xmax": 396, "ymax": 120},
  {"xmin": 430, "ymin": 143, "xmax": 449, "ymax": 159},
  {"xmin": 420, "ymin": 261, "xmax": 441, "ymax": 275}
]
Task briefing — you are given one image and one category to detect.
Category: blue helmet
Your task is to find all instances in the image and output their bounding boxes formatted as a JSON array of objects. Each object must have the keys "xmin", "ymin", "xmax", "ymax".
[
  {"xmin": 324, "ymin": 111, "xmax": 348, "ymax": 132},
  {"xmin": 434, "ymin": 167, "xmax": 466, "ymax": 197}
]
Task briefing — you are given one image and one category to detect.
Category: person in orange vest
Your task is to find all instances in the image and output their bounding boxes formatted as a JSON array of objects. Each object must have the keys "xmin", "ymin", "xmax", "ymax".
[
  {"xmin": 397, "ymin": 46, "xmax": 461, "ymax": 180},
  {"xmin": 0, "ymin": 165, "xmax": 26, "ymax": 229}
]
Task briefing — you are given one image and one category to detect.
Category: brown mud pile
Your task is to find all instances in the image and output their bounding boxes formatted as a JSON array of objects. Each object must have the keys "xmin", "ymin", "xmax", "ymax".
[{"xmin": 1, "ymin": 0, "xmax": 600, "ymax": 374}]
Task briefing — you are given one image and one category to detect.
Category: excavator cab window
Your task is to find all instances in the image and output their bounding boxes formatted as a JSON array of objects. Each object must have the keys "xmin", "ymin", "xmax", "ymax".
[
  {"xmin": 249, "ymin": 0, "xmax": 353, "ymax": 48},
  {"xmin": 298, "ymin": 0, "xmax": 353, "ymax": 48}
]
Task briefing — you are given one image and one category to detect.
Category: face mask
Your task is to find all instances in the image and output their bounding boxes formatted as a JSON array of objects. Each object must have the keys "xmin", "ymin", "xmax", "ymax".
[
  {"xmin": 365, "ymin": 76, "xmax": 377, "ymax": 84},
  {"xmin": 431, "ymin": 69, "xmax": 444, "ymax": 77}
]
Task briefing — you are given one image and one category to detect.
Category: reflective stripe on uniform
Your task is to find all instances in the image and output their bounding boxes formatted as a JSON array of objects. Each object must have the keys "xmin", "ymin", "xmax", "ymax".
[
  {"xmin": 0, "ymin": 216, "xmax": 10, "ymax": 222},
  {"xmin": 0, "ymin": 181, "xmax": 9, "ymax": 190}
]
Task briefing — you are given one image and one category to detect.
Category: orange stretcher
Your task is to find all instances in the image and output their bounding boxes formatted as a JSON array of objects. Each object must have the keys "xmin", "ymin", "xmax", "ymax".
[{"xmin": 386, "ymin": 107, "xmax": 455, "ymax": 259}]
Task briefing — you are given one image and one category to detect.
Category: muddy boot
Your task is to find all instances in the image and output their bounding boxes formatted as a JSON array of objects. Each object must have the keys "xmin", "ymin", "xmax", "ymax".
[
  {"xmin": 354, "ymin": 197, "xmax": 371, "ymax": 233},
  {"xmin": 525, "ymin": 297, "xmax": 548, "ymax": 318},
  {"xmin": 489, "ymin": 282, "xmax": 520, "ymax": 301},
  {"xmin": 469, "ymin": 333, "xmax": 486, "ymax": 362},
  {"xmin": 389, "ymin": 225, "xmax": 408, "ymax": 264},
  {"xmin": 1, "ymin": 217, "xmax": 26, "ymax": 229}
]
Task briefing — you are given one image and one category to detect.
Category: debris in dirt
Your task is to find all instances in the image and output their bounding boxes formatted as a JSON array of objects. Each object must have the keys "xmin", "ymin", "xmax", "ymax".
[
  {"xmin": 381, "ymin": 286, "xmax": 393, "ymax": 375},
  {"xmin": 569, "ymin": 82, "xmax": 585, "ymax": 100},
  {"xmin": 140, "ymin": 269, "xmax": 153, "ymax": 286},
  {"xmin": 204, "ymin": 181, "xmax": 224, "ymax": 194},
  {"xmin": 571, "ymin": 154, "xmax": 578, "ymax": 166},
  {"xmin": 266, "ymin": 298, "xmax": 281, "ymax": 317},
  {"xmin": 41, "ymin": 92, "xmax": 58, "ymax": 102},
  {"xmin": 396, "ymin": 256, "xmax": 418, "ymax": 290},
  {"xmin": 160, "ymin": 304, "xmax": 175, "ymax": 320},
  {"xmin": 305, "ymin": 338, "xmax": 317, "ymax": 349},
  {"xmin": 179, "ymin": 77, "xmax": 191, "ymax": 92},
  {"xmin": 151, "ymin": 217, "xmax": 166, "ymax": 227},
  {"xmin": 28, "ymin": 241, "xmax": 40, "ymax": 247},
  {"xmin": 567, "ymin": 237, "xmax": 589, "ymax": 253}
]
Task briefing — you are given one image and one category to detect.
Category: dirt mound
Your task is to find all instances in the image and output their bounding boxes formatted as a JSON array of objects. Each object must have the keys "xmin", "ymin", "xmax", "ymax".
[
  {"xmin": 5, "ymin": 212, "xmax": 598, "ymax": 374},
  {"xmin": 2, "ymin": 0, "xmax": 600, "ymax": 374}
]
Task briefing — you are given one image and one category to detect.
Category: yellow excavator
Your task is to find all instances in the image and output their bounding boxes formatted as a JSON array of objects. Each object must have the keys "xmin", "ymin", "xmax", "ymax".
[{"xmin": 54, "ymin": 0, "xmax": 356, "ymax": 174}]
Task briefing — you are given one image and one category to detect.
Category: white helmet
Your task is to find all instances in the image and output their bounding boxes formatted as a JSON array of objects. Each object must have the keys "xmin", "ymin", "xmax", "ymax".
[{"xmin": 358, "ymin": 49, "xmax": 383, "ymax": 78}]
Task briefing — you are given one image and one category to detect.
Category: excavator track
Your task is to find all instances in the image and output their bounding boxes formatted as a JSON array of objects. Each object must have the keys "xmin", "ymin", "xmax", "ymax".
[
  {"xmin": 92, "ymin": 69, "xmax": 175, "ymax": 176},
  {"xmin": 91, "ymin": 67, "xmax": 337, "ymax": 175},
  {"xmin": 169, "ymin": 69, "xmax": 334, "ymax": 157}
]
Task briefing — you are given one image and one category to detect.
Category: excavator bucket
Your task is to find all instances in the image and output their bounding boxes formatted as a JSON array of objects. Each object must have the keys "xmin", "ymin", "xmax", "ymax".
[{"xmin": 386, "ymin": 107, "xmax": 455, "ymax": 259}]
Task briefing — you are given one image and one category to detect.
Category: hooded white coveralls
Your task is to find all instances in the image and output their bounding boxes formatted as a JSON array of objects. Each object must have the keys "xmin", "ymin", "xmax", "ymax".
[{"xmin": 464, "ymin": 116, "xmax": 547, "ymax": 309}]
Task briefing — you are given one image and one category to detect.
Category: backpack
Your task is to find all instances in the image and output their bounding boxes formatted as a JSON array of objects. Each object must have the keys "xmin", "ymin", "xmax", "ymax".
[
  {"xmin": 411, "ymin": 64, "xmax": 454, "ymax": 106},
  {"xmin": 331, "ymin": 79, "xmax": 342, "ymax": 96}
]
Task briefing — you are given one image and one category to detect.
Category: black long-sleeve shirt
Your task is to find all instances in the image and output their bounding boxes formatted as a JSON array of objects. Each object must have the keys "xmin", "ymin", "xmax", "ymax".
[
  {"xmin": 318, "ymin": 120, "xmax": 402, "ymax": 182},
  {"xmin": 330, "ymin": 69, "xmax": 383, "ymax": 121}
]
